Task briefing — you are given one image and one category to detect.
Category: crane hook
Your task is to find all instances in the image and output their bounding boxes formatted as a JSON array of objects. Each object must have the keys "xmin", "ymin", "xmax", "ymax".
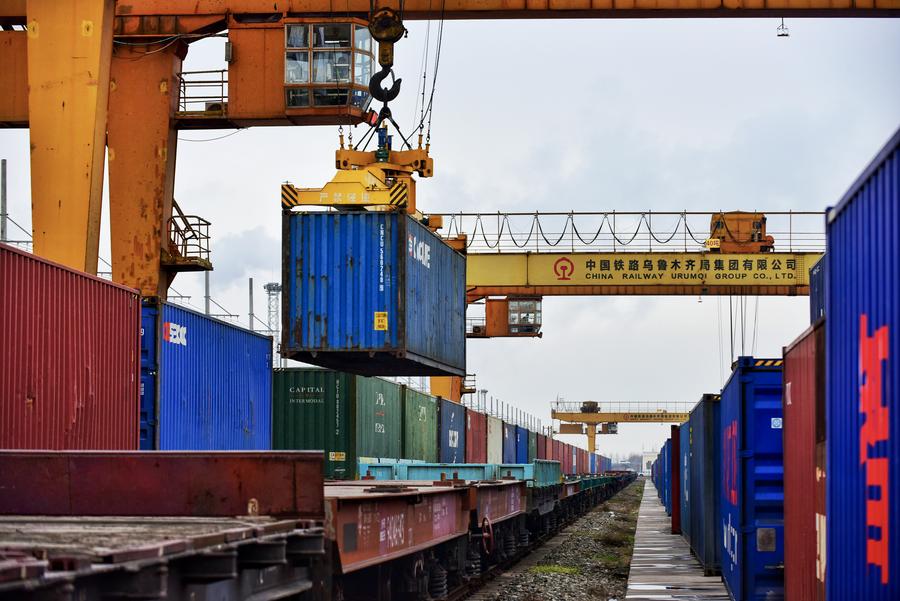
[{"xmin": 369, "ymin": 65, "xmax": 402, "ymax": 104}]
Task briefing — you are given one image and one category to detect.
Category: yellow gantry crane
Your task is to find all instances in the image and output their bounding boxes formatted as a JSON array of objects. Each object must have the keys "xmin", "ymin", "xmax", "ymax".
[{"xmin": 551, "ymin": 401, "xmax": 692, "ymax": 454}]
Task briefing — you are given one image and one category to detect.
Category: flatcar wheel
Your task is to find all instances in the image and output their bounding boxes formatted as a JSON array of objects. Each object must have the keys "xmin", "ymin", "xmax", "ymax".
[{"xmin": 481, "ymin": 516, "xmax": 495, "ymax": 555}]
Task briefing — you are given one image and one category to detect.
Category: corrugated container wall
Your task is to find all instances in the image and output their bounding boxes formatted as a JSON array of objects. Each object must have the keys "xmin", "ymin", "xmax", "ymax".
[
  {"xmin": 689, "ymin": 394, "xmax": 722, "ymax": 576},
  {"xmin": 826, "ymin": 127, "xmax": 900, "ymax": 601},
  {"xmin": 528, "ymin": 430, "xmax": 537, "ymax": 463},
  {"xmin": 515, "ymin": 426, "xmax": 528, "ymax": 464},
  {"xmin": 402, "ymin": 387, "xmax": 439, "ymax": 462},
  {"xmin": 273, "ymin": 369, "xmax": 402, "ymax": 478},
  {"xmin": 503, "ymin": 422, "xmax": 517, "ymax": 464},
  {"xmin": 663, "ymin": 439, "xmax": 672, "ymax": 515},
  {"xmin": 465, "ymin": 408, "xmax": 487, "ymax": 464},
  {"xmin": 536, "ymin": 433, "xmax": 547, "ymax": 460},
  {"xmin": 671, "ymin": 425, "xmax": 682, "ymax": 534},
  {"xmin": 589, "ymin": 453, "xmax": 597, "ymax": 474},
  {"xmin": 487, "ymin": 416, "xmax": 503, "ymax": 464},
  {"xmin": 680, "ymin": 420, "xmax": 691, "ymax": 546},
  {"xmin": 282, "ymin": 212, "xmax": 466, "ymax": 376},
  {"xmin": 141, "ymin": 300, "xmax": 272, "ymax": 450},
  {"xmin": 783, "ymin": 322, "xmax": 825, "ymax": 601},
  {"xmin": 544, "ymin": 435, "xmax": 553, "ymax": 461},
  {"xmin": 0, "ymin": 244, "xmax": 140, "ymax": 449},
  {"xmin": 438, "ymin": 399, "xmax": 466, "ymax": 463},
  {"xmin": 808, "ymin": 255, "xmax": 826, "ymax": 323},
  {"xmin": 719, "ymin": 357, "xmax": 784, "ymax": 601}
]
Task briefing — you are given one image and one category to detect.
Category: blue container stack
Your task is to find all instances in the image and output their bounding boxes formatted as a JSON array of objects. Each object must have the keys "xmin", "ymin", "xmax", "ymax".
[
  {"xmin": 826, "ymin": 127, "xmax": 899, "ymax": 601},
  {"xmin": 719, "ymin": 357, "xmax": 784, "ymax": 601},
  {"xmin": 140, "ymin": 299, "xmax": 273, "ymax": 450}
]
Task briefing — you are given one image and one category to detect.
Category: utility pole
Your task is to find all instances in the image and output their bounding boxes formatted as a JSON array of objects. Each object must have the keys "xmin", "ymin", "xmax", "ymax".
[
  {"xmin": 249, "ymin": 277, "xmax": 254, "ymax": 331},
  {"xmin": 204, "ymin": 271, "xmax": 210, "ymax": 315},
  {"xmin": 1, "ymin": 159, "xmax": 7, "ymax": 242}
]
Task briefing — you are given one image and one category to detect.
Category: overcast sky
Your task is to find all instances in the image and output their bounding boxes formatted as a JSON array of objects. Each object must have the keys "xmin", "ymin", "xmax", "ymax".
[{"xmin": 2, "ymin": 17, "xmax": 899, "ymax": 458}]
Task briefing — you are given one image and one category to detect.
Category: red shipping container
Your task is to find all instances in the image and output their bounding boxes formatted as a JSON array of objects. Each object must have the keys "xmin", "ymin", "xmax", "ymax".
[
  {"xmin": 0, "ymin": 244, "xmax": 140, "ymax": 449},
  {"xmin": 465, "ymin": 408, "xmax": 487, "ymax": 463},
  {"xmin": 536, "ymin": 433, "xmax": 546, "ymax": 460},
  {"xmin": 563, "ymin": 443, "xmax": 573, "ymax": 475},
  {"xmin": 544, "ymin": 435, "xmax": 553, "ymax": 461},
  {"xmin": 783, "ymin": 321, "xmax": 825, "ymax": 601}
]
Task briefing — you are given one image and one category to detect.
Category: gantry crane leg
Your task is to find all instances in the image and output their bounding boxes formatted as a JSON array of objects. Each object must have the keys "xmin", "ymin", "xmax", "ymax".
[
  {"xmin": 27, "ymin": 0, "xmax": 113, "ymax": 273},
  {"xmin": 586, "ymin": 423, "xmax": 597, "ymax": 454},
  {"xmin": 107, "ymin": 42, "xmax": 184, "ymax": 297}
]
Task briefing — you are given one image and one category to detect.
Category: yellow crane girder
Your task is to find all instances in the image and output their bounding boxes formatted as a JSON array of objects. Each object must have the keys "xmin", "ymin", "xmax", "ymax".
[
  {"xmin": 552, "ymin": 411, "xmax": 690, "ymax": 423},
  {"xmin": 467, "ymin": 252, "xmax": 822, "ymax": 300}
]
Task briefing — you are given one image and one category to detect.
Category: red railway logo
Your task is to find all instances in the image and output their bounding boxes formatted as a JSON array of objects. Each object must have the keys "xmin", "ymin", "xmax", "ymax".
[
  {"xmin": 859, "ymin": 313, "xmax": 890, "ymax": 584},
  {"xmin": 553, "ymin": 257, "xmax": 575, "ymax": 281}
]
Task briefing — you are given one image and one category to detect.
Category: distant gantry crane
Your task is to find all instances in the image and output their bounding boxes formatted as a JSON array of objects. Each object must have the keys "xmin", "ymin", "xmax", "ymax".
[{"xmin": 551, "ymin": 400, "xmax": 693, "ymax": 455}]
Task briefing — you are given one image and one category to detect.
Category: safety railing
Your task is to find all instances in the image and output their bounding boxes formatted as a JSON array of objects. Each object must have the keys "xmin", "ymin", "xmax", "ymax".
[
  {"xmin": 167, "ymin": 206, "xmax": 210, "ymax": 263},
  {"xmin": 432, "ymin": 211, "xmax": 825, "ymax": 254},
  {"xmin": 552, "ymin": 400, "xmax": 697, "ymax": 415},
  {"xmin": 176, "ymin": 70, "xmax": 228, "ymax": 115}
]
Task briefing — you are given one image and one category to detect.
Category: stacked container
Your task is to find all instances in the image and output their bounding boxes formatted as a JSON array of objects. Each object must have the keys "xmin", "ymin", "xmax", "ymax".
[
  {"xmin": 536, "ymin": 433, "xmax": 547, "ymax": 460},
  {"xmin": 503, "ymin": 422, "xmax": 516, "ymax": 463},
  {"xmin": 487, "ymin": 415, "xmax": 503, "ymax": 463},
  {"xmin": 141, "ymin": 299, "xmax": 272, "ymax": 450},
  {"xmin": 719, "ymin": 357, "xmax": 784, "ymax": 601},
  {"xmin": 438, "ymin": 398, "xmax": 466, "ymax": 463},
  {"xmin": 0, "ymin": 244, "xmax": 140, "ymax": 450},
  {"xmin": 528, "ymin": 430, "xmax": 537, "ymax": 463},
  {"xmin": 273, "ymin": 368, "xmax": 401, "ymax": 478},
  {"xmin": 783, "ymin": 322, "xmax": 825, "ymax": 601},
  {"xmin": 670, "ymin": 425, "xmax": 682, "ymax": 534},
  {"xmin": 465, "ymin": 408, "xmax": 487, "ymax": 463},
  {"xmin": 402, "ymin": 386, "xmax": 439, "ymax": 462},
  {"xmin": 826, "ymin": 127, "xmax": 899, "ymax": 601},
  {"xmin": 680, "ymin": 420, "xmax": 691, "ymax": 546},
  {"xmin": 515, "ymin": 426, "xmax": 528, "ymax": 464},
  {"xmin": 689, "ymin": 393, "xmax": 722, "ymax": 576}
]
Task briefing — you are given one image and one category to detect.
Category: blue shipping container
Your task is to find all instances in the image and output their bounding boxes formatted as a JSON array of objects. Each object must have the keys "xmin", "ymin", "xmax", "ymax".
[
  {"xmin": 690, "ymin": 393, "xmax": 723, "ymax": 576},
  {"xmin": 140, "ymin": 299, "xmax": 272, "ymax": 450},
  {"xmin": 439, "ymin": 398, "xmax": 466, "ymax": 463},
  {"xmin": 680, "ymin": 420, "xmax": 691, "ymax": 547},
  {"xmin": 282, "ymin": 211, "xmax": 466, "ymax": 376},
  {"xmin": 502, "ymin": 422, "xmax": 516, "ymax": 464},
  {"xmin": 589, "ymin": 453, "xmax": 597, "ymax": 474},
  {"xmin": 719, "ymin": 357, "xmax": 784, "ymax": 601},
  {"xmin": 808, "ymin": 254, "xmax": 826, "ymax": 324},
  {"xmin": 826, "ymin": 127, "xmax": 899, "ymax": 601},
  {"xmin": 515, "ymin": 426, "xmax": 528, "ymax": 464}
]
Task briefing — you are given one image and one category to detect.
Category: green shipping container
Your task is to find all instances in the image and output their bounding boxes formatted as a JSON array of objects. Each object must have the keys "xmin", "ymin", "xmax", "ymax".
[
  {"xmin": 401, "ymin": 387, "xmax": 439, "ymax": 462},
  {"xmin": 273, "ymin": 368, "xmax": 402, "ymax": 479},
  {"xmin": 528, "ymin": 431, "xmax": 537, "ymax": 463}
]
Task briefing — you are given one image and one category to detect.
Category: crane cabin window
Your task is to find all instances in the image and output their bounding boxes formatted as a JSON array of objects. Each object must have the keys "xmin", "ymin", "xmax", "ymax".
[{"xmin": 284, "ymin": 21, "xmax": 374, "ymax": 110}]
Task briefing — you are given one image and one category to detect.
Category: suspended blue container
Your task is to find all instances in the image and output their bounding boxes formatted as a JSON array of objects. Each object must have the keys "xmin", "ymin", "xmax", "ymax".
[
  {"xmin": 690, "ymin": 393, "xmax": 722, "ymax": 576},
  {"xmin": 502, "ymin": 422, "xmax": 516, "ymax": 464},
  {"xmin": 680, "ymin": 420, "xmax": 692, "ymax": 548},
  {"xmin": 140, "ymin": 299, "xmax": 272, "ymax": 451},
  {"xmin": 515, "ymin": 426, "xmax": 528, "ymax": 464},
  {"xmin": 438, "ymin": 398, "xmax": 466, "ymax": 463},
  {"xmin": 719, "ymin": 357, "xmax": 784, "ymax": 601},
  {"xmin": 282, "ymin": 211, "xmax": 466, "ymax": 376},
  {"xmin": 826, "ymin": 127, "xmax": 900, "ymax": 601}
]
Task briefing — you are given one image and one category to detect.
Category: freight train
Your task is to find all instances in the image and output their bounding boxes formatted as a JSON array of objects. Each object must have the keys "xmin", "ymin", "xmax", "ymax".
[{"xmin": 0, "ymin": 450, "xmax": 635, "ymax": 600}]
